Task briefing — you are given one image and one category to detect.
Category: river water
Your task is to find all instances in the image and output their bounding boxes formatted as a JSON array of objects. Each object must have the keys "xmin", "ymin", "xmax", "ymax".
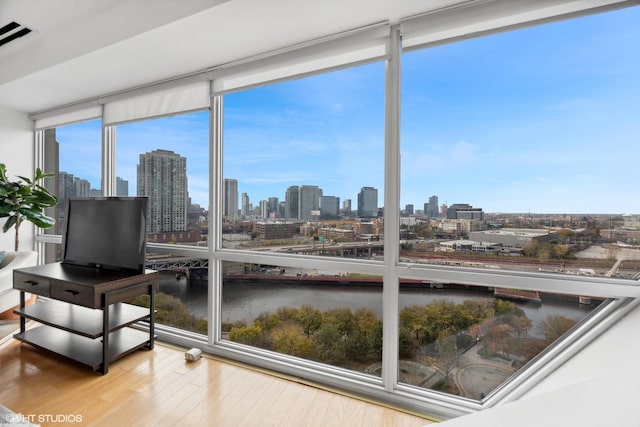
[{"xmin": 158, "ymin": 272, "xmax": 597, "ymax": 336}]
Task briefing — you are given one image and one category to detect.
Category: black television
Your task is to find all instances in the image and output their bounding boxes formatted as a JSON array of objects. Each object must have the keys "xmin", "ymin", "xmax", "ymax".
[{"xmin": 61, "ymin": 197, "xmax": 149, "ymax": 274}]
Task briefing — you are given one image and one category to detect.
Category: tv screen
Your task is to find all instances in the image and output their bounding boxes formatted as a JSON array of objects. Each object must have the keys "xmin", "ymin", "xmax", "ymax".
[{"xmin": 61, "ymin": 197, "xmax": 149, "ymax": 274}]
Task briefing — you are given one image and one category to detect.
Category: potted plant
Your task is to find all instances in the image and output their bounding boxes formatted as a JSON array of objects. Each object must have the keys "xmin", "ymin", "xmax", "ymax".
[{"xmin": 0, "ymin": 163, "xmax": 58, "ymax": 251}]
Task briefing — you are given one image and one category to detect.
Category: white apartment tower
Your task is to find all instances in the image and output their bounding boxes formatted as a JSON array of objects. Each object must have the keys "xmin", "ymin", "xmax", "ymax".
[
  {"xmin": 137, "ymin": 149, "xmax": 188, "ymax": 233},
  {"xmin": 241, "ymin": 192, "xmax": 250, "ymax": 217},
  {"xmin": 224, "ymin": 179, "xmax": 239, "ymax": 220}
]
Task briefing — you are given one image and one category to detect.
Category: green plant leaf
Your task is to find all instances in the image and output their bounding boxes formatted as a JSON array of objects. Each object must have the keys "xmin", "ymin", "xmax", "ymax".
[
  {"xmin": 0, "ymin": 164, "xmax": 58, "ymax": 243},
  {"xmin": 23, "ymin": 212, "xmax": 56, "ymax": 228},
  {"xmin": 2, "ymin": 215, "xmax": 17, "ymax": 233}
]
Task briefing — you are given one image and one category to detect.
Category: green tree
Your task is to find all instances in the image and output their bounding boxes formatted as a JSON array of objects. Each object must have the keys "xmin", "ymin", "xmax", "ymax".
[
  {"xmin": 461, "ymin": 299, "xmax": 492, "ymax": 323},
  {"xmin": 312, "ymin": 324, "xmax": 346, "ymax": 364},
  {"xmin": 553, "ymin": 244, "xmax": 571, "ymax": 259},
  {"xmin": 229, "ymin": 325, "xmax": 263, "ymax": 345},
  {"xmin": 426, "ymin": 300, "xmax": 457, "ymax": 337},
  {"xmin": 399, "ymin": 327, "xmax": 417, "ymax": 358},
  {"xmin": 295, "ymin": 305, "xmax": 323, "ymax": 338},
  {"xmin": 254, "ymin": 312, "xmax": 282, "ymax": 332},
  {"xmin": 521, "ymin": 240, "xmax": 540, "ymax": 258},
  {"xmin": 492, "ymin": 299, "xmax": 518, "ymax": 316},
  {"xmin": 347, "ymin": 308, "xmax": 382, "ymax": 362},
  {"xmin": 276, "ymin": 306, "xmax": 298, "ymax": 322},
  {"xmin": 271, "ymin": 323, "xmax": 313, "ymax": 358},
  {"xmin": 131, "ymin": 292, "xmax": 207, "ymax": 334},
  {"xmin": 399, "ymin": 305, "xmax": 429, "ymax": 340},
  {"xmin": 323, "ymin": 307, "xmax": 355, "ymax": 337},
  {"xmin": 450, "ymin": 304, "xmax": 476, "ymax": 332}
]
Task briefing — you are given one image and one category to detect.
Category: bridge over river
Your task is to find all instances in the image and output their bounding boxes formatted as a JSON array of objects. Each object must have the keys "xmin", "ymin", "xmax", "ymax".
[{"xmin": 146, "ymin": 256, "xmax": 209, "ymax": 279}]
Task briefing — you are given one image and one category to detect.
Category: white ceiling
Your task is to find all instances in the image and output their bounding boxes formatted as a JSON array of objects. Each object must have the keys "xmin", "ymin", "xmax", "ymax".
[
  {"xmin": 1, "ymin": 0, "xmax": 635, "ymax": 115},
  {"xmin": 0, "ymin": 0, "xmax": 469, "ymax": 114}
]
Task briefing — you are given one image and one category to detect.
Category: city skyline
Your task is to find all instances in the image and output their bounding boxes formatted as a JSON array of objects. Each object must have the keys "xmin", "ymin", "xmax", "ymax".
[{"xmin": 55, "ymin": 7, "xmax": 640, "ymax": 215}]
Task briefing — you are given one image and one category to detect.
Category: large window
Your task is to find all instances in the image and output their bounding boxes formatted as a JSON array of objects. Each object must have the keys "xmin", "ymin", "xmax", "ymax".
[
  {"xmin": 41, "ymin": 119, "xmax": 102, "ymax": 263},
  {"xmin": 397, "ymin": 278, "xmax": 600, "ymax": 398},
  {"xmin": 397, "ymin": 7, "xmax": 640, "ymax": 400},
  {"xmin": 400, "ymin": 8, "xmax": 640, "ymax": 278},
  {"xmin": 116, "ymin": 111, "xmax": 210, "ymax": 334},
  {"xmin": 46, "ymin": 119, "xmax": 102, "ymax": 233},
  {"xmin": 220, "ymin": 63, "xmax": 385, "ymax": 372},
  {"xmin": 223, "ymin": 261, "xmax": 383, "ymax": 375},
  {"xmin": 222, "ymin": 63, "xmax": 385, "ymax": 258}
]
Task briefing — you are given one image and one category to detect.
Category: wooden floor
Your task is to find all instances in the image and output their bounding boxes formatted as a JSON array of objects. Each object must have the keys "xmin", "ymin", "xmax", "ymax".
[{"xmin": 0, "ymin": 333, "xmax": 434, "ymax": 427}]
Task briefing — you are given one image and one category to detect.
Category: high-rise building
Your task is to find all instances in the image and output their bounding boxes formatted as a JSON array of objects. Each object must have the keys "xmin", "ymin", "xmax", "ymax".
[
  {"xmin": 241, "ymin": 192, "xmax": 250, "ymax": 217},
  {"xmin": 357, "ymin": 186, "xmax": 378, "ymax": 218},
  {"xmin": 440, "ymin": 203, "xmax": 448, "ymax": 218},
  {"xmin": 342, "ymin": 199, "xmax": 352, "ymax": 215},
  {"xmin": 59, "ymin": 172, "xmax": 91, "ymax": 200},
  {"xmin": 137, "ymin": 149, "xmax": 188, "ymax": 233},
  {"xmin": 57, "ymin": 171, "xmax": 92, "ymax": 229},
  {"xmin": 320, "ymin": 195, "xmax": 340, "ymax": 219},
  {"xmin": 259, "ymin": 200, "xmax": 268, "ymax": 218},
  {"xmin": 428, "ymin": 195, "xmax": 439, "ymax": 218},
  {"xmin": 267, "ymin": 197, "xmax": 279, "ymax": 218},
  {"xmin": 285, "ymin": 186, "xmax": 299, "ymax": 219},
  {"xmin": 116, "ymin": 177, "xmax": 129, "ymax": 196},
  {"xmin": 299, "ymin": 185, "xmax": 322, "ymax": 221},
  {"xmin": 223, "ymin": 179, "xmax": 238, "ymax": 220},
  {"xmin": 405, "ymin": 204, "xmax": 414, "ymax": 216}
]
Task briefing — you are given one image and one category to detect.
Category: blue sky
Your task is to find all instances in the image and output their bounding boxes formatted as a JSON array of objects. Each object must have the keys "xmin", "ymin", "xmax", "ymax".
[{"xmin": 58, "ymin": 6, "xmax": 640, "ymax": 214}]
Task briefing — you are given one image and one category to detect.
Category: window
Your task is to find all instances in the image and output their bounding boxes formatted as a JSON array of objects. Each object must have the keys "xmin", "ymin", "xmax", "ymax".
[
  {"xmin": 397, "ymin": 7, "xmax": 639, "ymax": 400},
  {"xmin": 397, "ymin": 278, "xmax": 600, "ymax": 398},
  {"xmin": 222, "ymin": 63, "xmax": 385, "ymax": 258},
  {"xmin": 399, "ymin": 8, "xmax": 640, "ymax": 279},
  {"xmin": 41, "ymin": 119, "xmax": 102, "ymax": 263},
  {"xmin": 116, "ymin": 111, "xmax": 210, "ymax": 334},
  {"xmin": 220, "ymin": 64, "xmax": 385, "ymax": 372},
  {"xmin": 223, "ymin": 261, "xmax": 383, "ymax": 375}
]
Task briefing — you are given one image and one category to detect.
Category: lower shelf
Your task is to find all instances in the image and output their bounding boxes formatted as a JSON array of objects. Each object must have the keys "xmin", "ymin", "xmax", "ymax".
[
  {"xmin": 14, "ymin": 300, "xmax": 152, "ymax": 338},
  {"xmin": 14, "ymin": 324, "xmax": 154, "ymax": 371}
]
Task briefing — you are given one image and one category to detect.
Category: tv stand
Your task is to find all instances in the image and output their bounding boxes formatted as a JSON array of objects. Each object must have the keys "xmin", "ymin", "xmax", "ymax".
[{"xmin": 13, "ymin": 262, "xmax": 158, "ymax": 374}]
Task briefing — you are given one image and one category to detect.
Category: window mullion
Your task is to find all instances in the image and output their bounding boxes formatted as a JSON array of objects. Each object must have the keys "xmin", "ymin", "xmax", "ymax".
[
  {"xmin": 102, "ymin": 125, "xmax": 116, "ymax": 196},
  {"xmin": 382, "ymin": 24, "xmax": 402, "ymax": 393}
]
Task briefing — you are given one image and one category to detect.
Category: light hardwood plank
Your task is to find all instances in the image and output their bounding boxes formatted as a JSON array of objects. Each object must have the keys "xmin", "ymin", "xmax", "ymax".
[{"xmin": 0, "ymin": 338, "xmax": 434, "ymax": 426}]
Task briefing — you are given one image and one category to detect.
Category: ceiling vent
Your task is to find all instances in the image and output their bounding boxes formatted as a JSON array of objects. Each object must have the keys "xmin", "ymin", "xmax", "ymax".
[{"xmin": 0, "ymin": 21, "xmax": 33, "ymax": 47}]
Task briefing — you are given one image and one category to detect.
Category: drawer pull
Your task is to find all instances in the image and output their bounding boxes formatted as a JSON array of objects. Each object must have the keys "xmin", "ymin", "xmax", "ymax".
[
  {"xmin": 64, "ymin": 290, "xmax": 80, "ymax": 296},
  {"xmin": 27, "ymin": 280, "xmax": 39, "ymax": 286}
]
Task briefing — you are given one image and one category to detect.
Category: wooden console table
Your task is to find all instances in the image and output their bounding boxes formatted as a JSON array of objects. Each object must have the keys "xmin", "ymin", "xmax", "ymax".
[{"xmin": 13, "ymin": 262, "xmax": 158, "ymax": 374}]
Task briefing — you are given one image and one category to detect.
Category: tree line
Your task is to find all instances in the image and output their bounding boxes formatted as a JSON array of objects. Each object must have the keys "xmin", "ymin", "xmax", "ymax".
[
  {"xmin": 227, "ymin": 298, "xmax": 578, "ymax": 378},
  {"xmin": 129, "ymin": 289, "xmax": 580, "ymax": 397}
]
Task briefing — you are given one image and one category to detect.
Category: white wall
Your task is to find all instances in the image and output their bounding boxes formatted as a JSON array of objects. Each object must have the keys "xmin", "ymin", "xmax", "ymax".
[{"xmin": 0, "ymin": 107, "xmax": 35, "ymax": 251}]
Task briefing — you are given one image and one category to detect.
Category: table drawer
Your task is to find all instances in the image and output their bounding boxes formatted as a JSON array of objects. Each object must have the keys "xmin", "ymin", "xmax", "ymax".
[
  {"xmin": 14, "ymin": 272, "xmax": 50, "ymax": 297},
  {"xmin": 50, "ymin": 282, "xmax": 95, "ymax": 308}
]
